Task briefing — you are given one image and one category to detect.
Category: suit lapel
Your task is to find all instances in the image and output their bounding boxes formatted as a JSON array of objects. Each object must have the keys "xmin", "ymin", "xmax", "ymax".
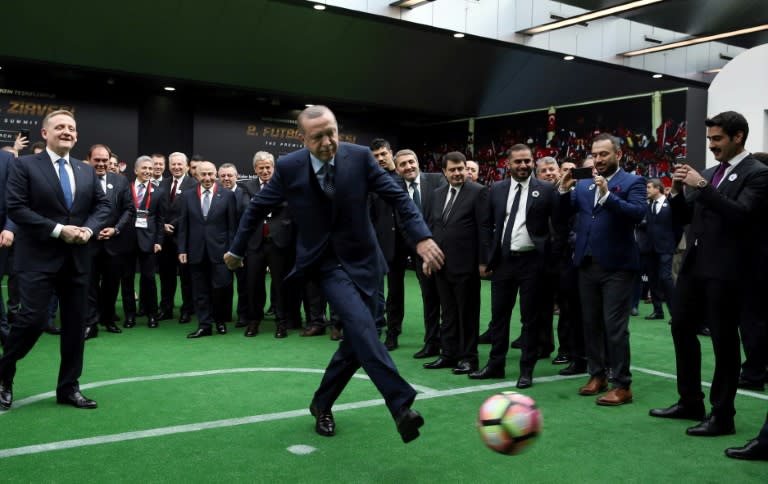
[
  {"xmin": 38, "ymin": 152, "xmax": 69, "ymax": 209},
  {"xmin": 716, "ymin": 160, "xmax": 749, "ymax": 195}
]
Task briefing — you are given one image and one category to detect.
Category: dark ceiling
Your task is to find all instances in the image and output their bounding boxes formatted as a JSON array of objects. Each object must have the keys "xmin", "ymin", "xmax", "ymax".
[
  {"xmin": 0, "ymin": 0, "xmax": 707, "ymax": 120},
  {"xmin": 561, "ymin": 0, "xmax": 768, "ymax": 49}
]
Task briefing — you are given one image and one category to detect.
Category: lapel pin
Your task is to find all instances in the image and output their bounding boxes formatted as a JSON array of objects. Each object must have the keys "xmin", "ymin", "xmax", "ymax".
[
  {"xmin": 728, "ymin": 173, "xmax": 737, "ymax": 182},
  {"xmin": 531, "ymin": 190, "xmax": 540, "ymax": 198},
  {"xmin": 588, "ymin": 184, "xmax": 595, "ymax": 191},
  {"xmin": 107, "ymin": 183, "xmax": 113, "ymax": 189}
]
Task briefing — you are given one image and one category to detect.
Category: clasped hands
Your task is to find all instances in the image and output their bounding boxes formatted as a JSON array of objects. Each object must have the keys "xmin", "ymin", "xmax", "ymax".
[{"xmin": 60, "ymin": 225, "xmax": 92, "ymax": 244}]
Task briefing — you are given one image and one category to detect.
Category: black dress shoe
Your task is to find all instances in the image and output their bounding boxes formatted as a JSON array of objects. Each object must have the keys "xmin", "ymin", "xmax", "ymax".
[
  {"xmin": 148, "ymin": 316, "xmax": 159, "ymax": 329},
  {"xmin": 124, "ymin": 317, "xmax": 136, "ymax": 329},
  {"xmin": 644, "ymin": 312, "xmax": 665, "ymax": 320},
  {"xmin": 216, "ymin": 323, "xmax": 227, "ymax": 335},
  {"xmin": 452, "ymin": 361, "xmax": 478, "ymax": 375},
  {"xmin": 43, "ymin": 324, "xmax": 61, "ymax": 335},
  {"xmin": 275, "ymin": 326, "xmax": 287, "ymax": 339},
  {"xmin": 329, "ymin": 327, "xmax": 343, "ymax": 341},
  {"xmin": 697, "ymin": 327, "xmax": 711, "ymax": 337},
  {"xmin": 156, "ymin": 310, "xmax": 173, "ymax": 321},
  {"xmin": 104, "ymin": 323, "xmax": 122, "ymax": 334},
  {"xmin": 737, "ymin": 377, "xmax": 765, "ymax": 391},
  {"xmin": 187, "ymin": 327, "xmax": 212, "ymax": 339},
  {"xmin": 0, "ymin": 382, "xmax": 12, "ymax": 411},
  {"xmin": 478, "ymin": 330, "xmax": 491, "ymax": 344},
  {"xmin": 300, "ymin": 325, "xmax": 325, "ymax": 337},
  {"xmin": 244, "ymin": 323, "xmax": 259, "ymax": 337},
  {"xmin": 725, "ymin": 439, "xmax": 768, "ymax": 461},
  {"xmin": 516, "ymin": 374, "xmax": 533, "ymax": 389},
  {"xmin": 469, "ymin": 365, "xmax": 505, "ymax": 380},
  {"xmin": 423, "ymin": 357, "xmax": 458, "ymax": 369},
  {"xmin": 84, "ymin": 324, "xmax": 99, "ymax": 340},
  {"xmin": 413, "ymin": 345, "xmax": 440, "ymax": 359},
  {"xmin": 178, "ymin": 313, "xmax": 192, "ymax": 324},
  {"xmin": 309, "ymin": 402, "xmax": 335, "ymax": 437},
  {"xmin": 235, "ymin": 320, "xmax": 250, "ymax": 328},
  {"xmin": 56, "ymin": 391, "xmax": 97, "ymax": 409},
  {"xmin": 558, "ymin": 362, "xmax": 588, "ymax": 376},
  {"xmin": 395, "ymin": 406, "xmax": 424, "ymax": 443},
  {"xmin": 384, "ymin": 333, "xmax": 398, "ymax": 351},
  {"xmin": 509, "ymin": 337, "xmax": 522, "ymax": 349},
  {"xmin": 686, "ymin": 415, "xmax": 735, "ymax": 436},
  {"xmin": 649, "ymin": 402, "xmax": 706, "ymax": 421},
  {"xmin": 265, "ymin": 306, "xmax": 276, "ymax": 317},
  {"xmin": 552, "ymin": 353, "xmax": 570, "ymax": 365}
]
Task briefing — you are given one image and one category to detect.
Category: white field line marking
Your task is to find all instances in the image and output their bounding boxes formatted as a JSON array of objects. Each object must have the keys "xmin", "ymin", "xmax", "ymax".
[
  {"xmin": 0, "ymin": 366, "xmax": 764, "ymax": 459},
  {"xmin": 0, "ymin": 368, "xmax": 438, "ymax": 413}
]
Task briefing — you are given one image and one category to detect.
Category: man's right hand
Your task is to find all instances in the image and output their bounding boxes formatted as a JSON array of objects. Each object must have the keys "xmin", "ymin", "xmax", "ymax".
[
  {"xmin": 60, "ymin": 225, "xmax": 84, "ymax": 244},
  {"xmin": 223, "ymin": 252, "xmax": 244, "ymax": 271},
  {"xmin": 164, "ymin": 224, "xmax": 175, "ymax": 234},
  {"xmin": 560, "ymin": 171, "xmax": 576, "ymax": 191}
]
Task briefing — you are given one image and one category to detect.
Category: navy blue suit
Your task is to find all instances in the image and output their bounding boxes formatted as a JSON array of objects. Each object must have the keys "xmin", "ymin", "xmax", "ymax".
[
  {"xmin": 563, "ymin": 168, "xmax": 646, "ymax": 389},
  {"xmin": 639, "ymin": 197, "xmax": 682, "ymax": 318},
  {"xmin": 230, "ymin": 143, "xmax": 431, "ymax": 417},
  {"xmin": 0, "ymin": 151, "xmax": 18, "ymax": 340},
  {"xmin": 1, "ymin": 150, "xmax": 110, "ymax": 395},
  {"xmin": 178, "ymin": 183, "xmax": 237, "ymax": 328}
]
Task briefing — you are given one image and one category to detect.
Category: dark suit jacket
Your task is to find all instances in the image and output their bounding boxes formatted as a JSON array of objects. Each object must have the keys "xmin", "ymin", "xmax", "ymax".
[
  {"xmin": 0, "ymin": 151, "xmax": 18, "ymax": 233},
  {"xmin": 426, "ymin": 181, "xmax": 491, "ymax": 276},
  {"xmin": 371, "ymin": 170, "xmax": 406, "ymax": 263},
  {"xmin": 563, "ymin": 169, "xmax": 646, "ymax": 272},
  {"xmin": 159, "ymin": 174, "xmax": 198, "ymax": 230},
  {"xmin": 230, "ymin": 143, "xmax": 431, "ymax": 296},
  {"xmin": 243, "ymin": 178, "xmax": 294, "ymax": 251},
  {"xmin": 122, "ymin": 182, "xmax": 166, "ymax": 254},
  {"xmin": 99, "ymin": 173, "xmax": 136, "ymax": 256},
  {"xmin": 638, "ymin": 197, "xmax": 681, "ymax": 255},
  {"xmin": 6, "ymin": 151, "xmax": 110, "ymax": 273},
  {"xmin": 398, "ymin": 172, "xmax": 446, "ymax": 249},
  {"xmin": 486, "ymin": 177, "xmax": 564, "ymax": 270},
  {"xmin": 177, "ymin": 182, "xmax": 237, "ymax": 264},
  {"xmin": 670, "ymin": 155, "xmax": 768, "ymax": 281}
]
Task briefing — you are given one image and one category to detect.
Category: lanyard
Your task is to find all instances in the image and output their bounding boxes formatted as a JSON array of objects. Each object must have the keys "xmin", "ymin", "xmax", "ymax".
[
  {"xmin": 130, "ymin": 182, "xmax": 152, "ymax": 210},
  {"xmin": 197, "ymin": 183, "xmax": 217, "ymax": 199}
]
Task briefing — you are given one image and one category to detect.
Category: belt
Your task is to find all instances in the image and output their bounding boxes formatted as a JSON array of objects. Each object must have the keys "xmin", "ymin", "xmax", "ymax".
[{"xmin": 506, "ymin": 250, "xmax": 535, "ymax": 257}]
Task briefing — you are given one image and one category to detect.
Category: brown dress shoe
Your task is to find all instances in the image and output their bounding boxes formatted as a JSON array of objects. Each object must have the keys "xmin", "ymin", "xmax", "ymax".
[
  {"xmin": 300, "ymin": 325, "xmax": 325, "ymax": 337},
  {"xmin": 329, "ymin": 327, "xmax": 342, "ymax": 341},
  {"xmin": 244, "ymin": 323, "xmax": 259, "ymax": 337},
  {"xmin": 596, "ymin": 387, "xmax": 633, "ymax": 406},
  {"xmin": 578, "ymin": 376, "xmax": 608, "ymax": 396}
]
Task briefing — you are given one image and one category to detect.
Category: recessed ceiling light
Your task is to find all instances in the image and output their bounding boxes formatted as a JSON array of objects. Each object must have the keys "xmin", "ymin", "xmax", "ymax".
[
  {"xmin": 652, "ymin": 73, "xmax": 663, "ymax": 78},
  {"xmin": 453, "ymin": 32, "xmax": 465, "ymax": 39},
  {"xmin": 563, "ymin": 55, "xmax": 575, "ymax": 61},
  {"xmin": 313, "ymin": 4, "xmax": 326, "ymax": 10},
  {"xmin": 164, "ymin": 86, "xmax": 176, "ymax": 91}
]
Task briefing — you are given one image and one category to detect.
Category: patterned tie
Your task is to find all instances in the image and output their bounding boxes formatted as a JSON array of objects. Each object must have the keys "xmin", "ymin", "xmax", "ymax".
[
  {"xmin": 411, "ymin": 181, "xmax": 421, "ymax": 210},
  {"xmin": 137, "ymin": 183, "xmax": 146, "ymax": 205},
  {"xmin": 57, "ymin": 159, "xmax": 73, "ymax": 209},
  {"xmin": 170, "ymin": 178, "xmax": 178, "ymax": 203},
  {"xmin": 501, "ymin": 183, "xmax": 522, "ymax": 258},
  {"xmin": 710, "ymin": 161, "xmax": 730, "ymax": 188},
  {"xmin": 202, "ymin": 189, "xmax": 211, "ymax": 217},
  {"xmin": 320, "ymin": 163, "xmax": 335, "ymax": 198},
  {"xmin": 441, "ymin": 187, "xmax": 457, "ymax": 222}
]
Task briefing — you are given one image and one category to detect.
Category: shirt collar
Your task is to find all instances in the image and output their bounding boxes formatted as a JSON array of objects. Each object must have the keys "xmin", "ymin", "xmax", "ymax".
[
  {"xmin": 310, "ymin": 153, "xmax": 335, "ymax": 174},
  {"xmin": 725, "ymin": 150, "xmax": 750, "ymax": 169},
  {"xmin": 47, "ymin": 147, "xmax": 69, "ymax": 164},
  {"xmin": 511, "ymin": 176, "xmax": 531, "ymax": 190}
]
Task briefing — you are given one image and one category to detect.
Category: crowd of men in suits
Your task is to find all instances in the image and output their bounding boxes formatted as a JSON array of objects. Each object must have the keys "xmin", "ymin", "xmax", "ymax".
[{"xmin": 0, "ymin": 108, "xmax": 766, "ymax": 458}]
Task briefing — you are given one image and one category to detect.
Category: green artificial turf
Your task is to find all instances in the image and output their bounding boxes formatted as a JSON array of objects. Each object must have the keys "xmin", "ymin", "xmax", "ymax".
[{"xmin": 0, "ymin": 271, "xmax": 765, "ymax": 483}]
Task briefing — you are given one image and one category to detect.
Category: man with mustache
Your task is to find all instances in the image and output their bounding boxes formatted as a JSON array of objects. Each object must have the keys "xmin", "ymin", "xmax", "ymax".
[{"xmin": 650, "ymin": 111, "xmax": 768, "ymax": 436}]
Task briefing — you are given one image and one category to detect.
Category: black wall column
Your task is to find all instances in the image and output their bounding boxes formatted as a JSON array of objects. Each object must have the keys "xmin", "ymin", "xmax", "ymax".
[{"xmin": 138, "ymin": 94, "xmax": 193, "ymax": 158}]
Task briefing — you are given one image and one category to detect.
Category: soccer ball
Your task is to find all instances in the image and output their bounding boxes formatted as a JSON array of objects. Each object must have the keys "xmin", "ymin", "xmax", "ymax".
[{"xmin": 477, "ymin": 391, "xmax": 541, "ymax": 455}]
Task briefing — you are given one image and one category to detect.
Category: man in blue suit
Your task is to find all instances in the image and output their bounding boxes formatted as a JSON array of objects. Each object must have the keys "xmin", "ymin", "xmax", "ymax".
[
  {"xmin": 179, "ymin": 161, "xmax": 237, "ymax": 338},
  {"xmin": 0, "ymin": 110, "xmax": 110, "ymax": 411},
  {"xmin": 640, "ymin": 178, "xmax": 682, "ymax": 321},
  {"xmin": 560, "ymin": 133, "xmax": 646, "ymax": 406},
  {"xmin": 0, "ymin": 150, "xmax": 18, "ymax": 344},
  {"xmin": 225, "ymin": 106, "xmax": 444, "ymax": 443}
]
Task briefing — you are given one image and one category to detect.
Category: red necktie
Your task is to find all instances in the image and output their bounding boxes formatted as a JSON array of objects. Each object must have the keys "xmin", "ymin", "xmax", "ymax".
[{"xmin": 170, "ymin": 178, "xmax": 178, "ymax": 203}]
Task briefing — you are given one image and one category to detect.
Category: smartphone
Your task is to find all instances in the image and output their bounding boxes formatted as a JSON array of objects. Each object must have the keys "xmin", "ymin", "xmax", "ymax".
[
  {"xmin": 572, "ymin": 167, "xmax": 593, "ymax": 180},
  {"xmin": 19, "ymin": 129, "xmax": 30, "ymax": 139}
]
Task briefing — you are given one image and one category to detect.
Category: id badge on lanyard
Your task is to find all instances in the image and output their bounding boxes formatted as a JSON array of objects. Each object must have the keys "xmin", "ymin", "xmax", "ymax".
[{"xmin": 132, "ymin": 184, "xmax": 152, "ymax": 229}]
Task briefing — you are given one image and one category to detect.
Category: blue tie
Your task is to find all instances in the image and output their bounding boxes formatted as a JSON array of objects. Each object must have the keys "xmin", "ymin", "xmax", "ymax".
[
  {"xmin": 202, "ymin": 190, "xmax": 211, "ymax": 217},
  {"xmin": 57, "ymin": 159, "xmax": 73, "ymax": 209}
]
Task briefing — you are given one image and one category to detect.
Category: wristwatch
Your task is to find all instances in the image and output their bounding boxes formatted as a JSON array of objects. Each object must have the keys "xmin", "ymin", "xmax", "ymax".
[{"xmin": 696, "ymin": 179, "xmax": 708, "ymax": 189}]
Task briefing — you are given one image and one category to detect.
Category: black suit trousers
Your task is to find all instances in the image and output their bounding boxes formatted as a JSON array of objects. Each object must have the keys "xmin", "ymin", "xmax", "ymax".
[
  {"xmin": 159, "ymin": 236, "xmax": 193, "ymax": 314},
  {"xmin": 646, "ymin": 251, "xmax": 675, "ymax": 317},
  {"xmin": 739, "ymin": 279, "xmax": 768, "ymax": 383},
  {"xmin": 311, "ymin": 255, "xmax": 416, "ymax": 417},
  {"xmin": 672, "ymin": 274, "xmax": 742, "ymax": 417},
  {"xmin": 488, "ymin": 253, "xmax": 543, "ymax": 371},
  {"xmin": 88, "ymin": 246, "xmax": 120, "ymax": 324},
  {"xmin": 124, "ymin": 250, "xmax": 159, "ymax": 318},
  {"xmin": 245, "ymin": 240, "xmax": 294, "ymax": 326},
  {"xmin": 413, "ymin": 253, "xmax": 441, "ymax": 346},
  {"xmin": 435, "ymin": 270, "xmax": 480, "ymax": 364},
  {"xmin": 0, "ymin": 259, "xmax": 88, "ymax": 394}
]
